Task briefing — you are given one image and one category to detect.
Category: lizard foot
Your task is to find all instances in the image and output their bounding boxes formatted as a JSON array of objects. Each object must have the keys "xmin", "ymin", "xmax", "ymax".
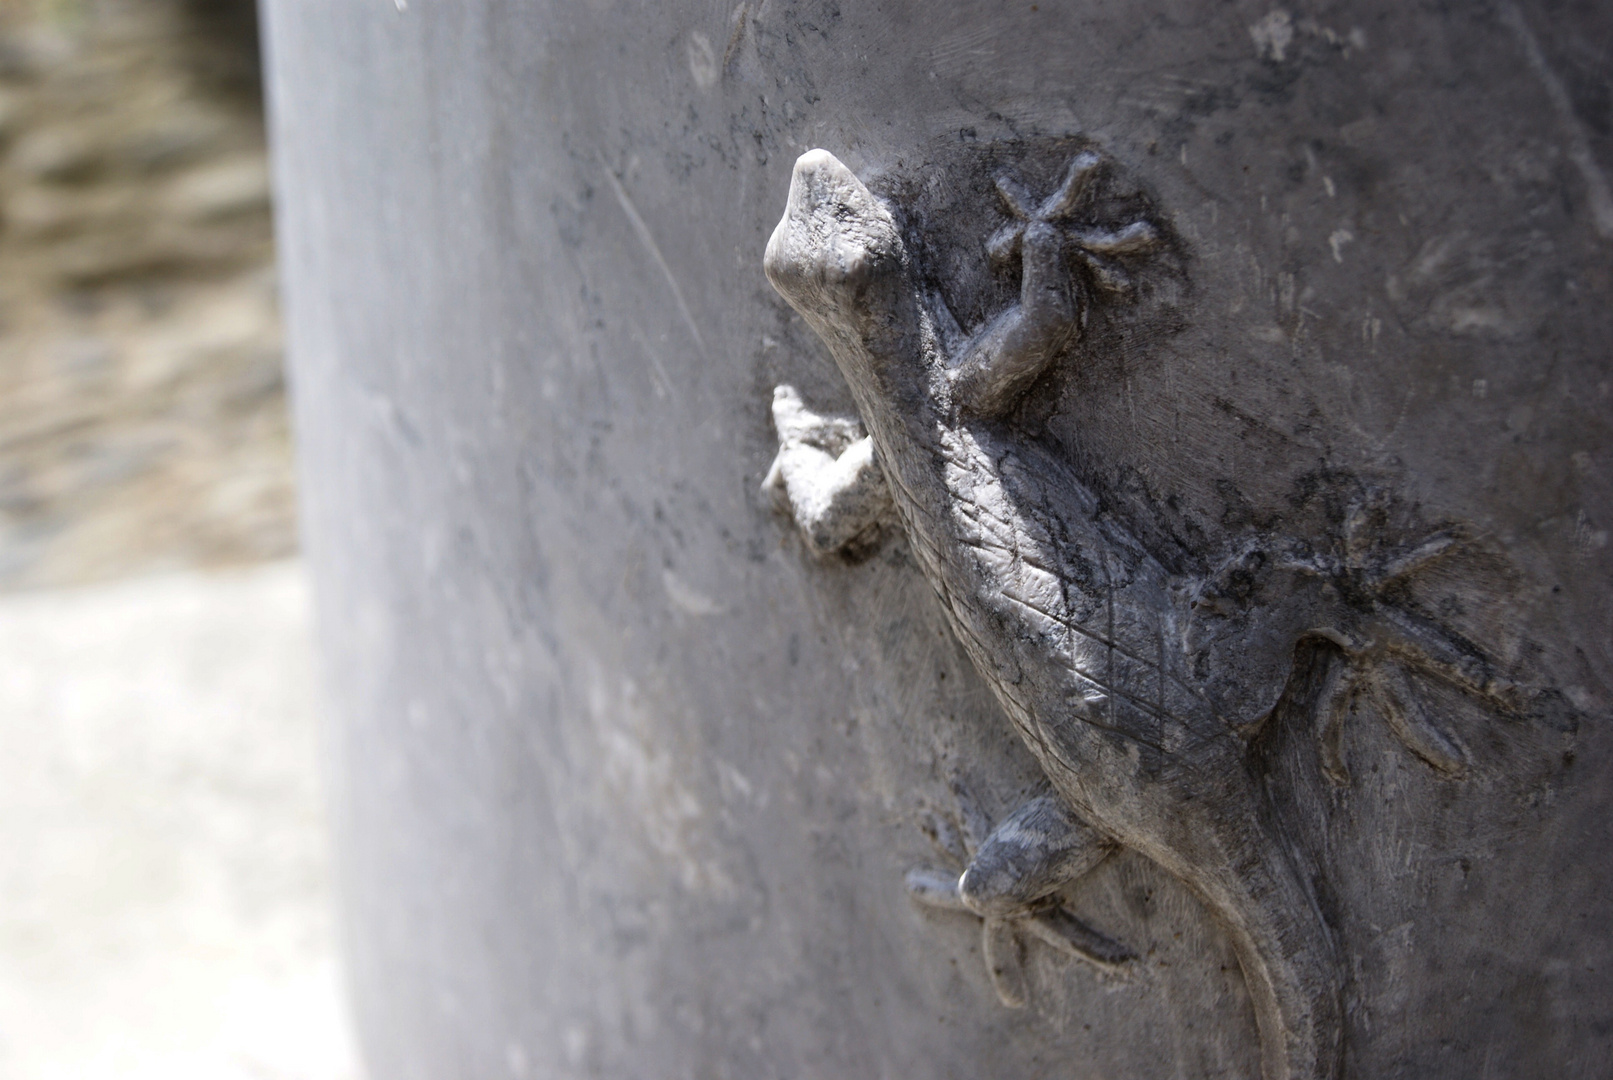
[{"xmin": 763, "ymin": 384, "xmax": 892, "ymax": 555}]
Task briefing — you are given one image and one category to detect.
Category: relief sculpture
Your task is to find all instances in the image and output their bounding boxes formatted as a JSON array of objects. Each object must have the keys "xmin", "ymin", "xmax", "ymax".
[{"xmin": 759, "ymin": 145, "xmax": 1570, "ymax": 1080}]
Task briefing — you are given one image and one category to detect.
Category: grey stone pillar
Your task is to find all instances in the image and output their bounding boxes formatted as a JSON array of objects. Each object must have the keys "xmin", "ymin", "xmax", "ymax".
[{"xmin": 263, "ymin": 2, "xmax": 1612, "ymax": 1077}]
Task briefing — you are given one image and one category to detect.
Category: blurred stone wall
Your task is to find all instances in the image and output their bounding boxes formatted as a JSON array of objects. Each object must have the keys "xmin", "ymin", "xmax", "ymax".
[{"xmin": 0, "ymin": 0, "xmax": 289, "ymax": 589}]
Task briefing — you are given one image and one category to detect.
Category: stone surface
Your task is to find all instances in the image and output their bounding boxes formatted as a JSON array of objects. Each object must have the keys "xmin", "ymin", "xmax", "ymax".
[{"xmin": 263, "ymin": 2, "xmax": 1613, "ymax": 1077}]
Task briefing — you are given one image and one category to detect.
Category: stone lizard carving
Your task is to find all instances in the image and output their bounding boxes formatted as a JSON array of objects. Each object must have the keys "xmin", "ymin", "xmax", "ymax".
[{"xmin": 759, "ymin": 147, "xmax": 1555, "ymax": 1080}]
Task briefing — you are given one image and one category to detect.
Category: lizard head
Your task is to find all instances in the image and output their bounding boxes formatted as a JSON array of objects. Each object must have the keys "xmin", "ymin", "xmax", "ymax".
[
  {"xmin": 764, "ymin": 150, "xmax": 901, "ymax": 294},
  {"xmin": 764, "ymin": 150, "xmax": 922, "ymax": 406}
]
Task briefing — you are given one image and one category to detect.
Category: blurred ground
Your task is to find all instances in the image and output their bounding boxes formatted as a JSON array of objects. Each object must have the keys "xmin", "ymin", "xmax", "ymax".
[
  {"xmin": 0, "ymin": 0, "xmax": 291, "ymax": 591},
  {"xmin": 0, "ymin": 2, "xmax": 359, "ymax": 1077},
  {"xmin": 0, "ymin": 564, "xmax": 361, "ymax": 1080}
]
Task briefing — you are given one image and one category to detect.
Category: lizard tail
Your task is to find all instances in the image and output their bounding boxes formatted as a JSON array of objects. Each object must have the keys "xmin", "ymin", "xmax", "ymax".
[{"xmin": 1185, "ymin": 821, "xmax": 1344, "ymax": 1080}]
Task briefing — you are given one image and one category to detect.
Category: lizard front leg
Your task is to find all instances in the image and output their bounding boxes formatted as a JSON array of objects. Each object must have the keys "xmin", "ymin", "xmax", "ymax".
[
  {"xmin": 947, "ymin": 219, "xmax": 1079, "ymax": 418},
  {"xmin": 947, "ymin": 156, "xmax": 1162, "ymax": 418},
  {"xmin": 763, "ymin": 384, "xmax": 893, "ymax": 555}
]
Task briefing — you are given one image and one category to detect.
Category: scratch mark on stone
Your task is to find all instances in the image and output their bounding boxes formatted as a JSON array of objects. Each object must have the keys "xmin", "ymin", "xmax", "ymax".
[
  {"xmin": 722, "ymin": 3, "xmax": 750, "ymax": 73},
  {"xmin": 663, "ymin": 569, "xmax": 725, "ymax": 616},
  {"xmin": 605, "ymin": 168, "xmax": 710, "ymax": 351},
  {"xmin": 1329, "ymin": 228, "xmax": 1354, "ymax": 263},
  {"xmin": 1499, "ymin": 2, "xmax": 1613, "ymax": 240}
]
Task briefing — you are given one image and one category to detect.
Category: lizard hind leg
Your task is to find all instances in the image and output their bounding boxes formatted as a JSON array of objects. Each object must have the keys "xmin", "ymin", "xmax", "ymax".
[
  {"xmin": 956, "ymin": 793, "xmax": 1112, "ymax": 919},
  {"xmin": 905, "ymin": 790, "xmax": 1134, "ymax": 1006},
  {"xmin": 959, "ymin": 793, "xmax": 1135, "ymax": 978},
  {"xmin": 1366, "ymin": 662, "xmax": 1468, "ymax": 776},
  {"xmin": 982, "ymin": 917, "xmax": 1031, "ymax": 1008}
]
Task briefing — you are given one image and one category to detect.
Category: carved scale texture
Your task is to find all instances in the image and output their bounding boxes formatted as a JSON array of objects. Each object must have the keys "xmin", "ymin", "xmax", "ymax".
[{"xmin": 876, "ymin": 406, "xmax": 1248, "ymax": 847}]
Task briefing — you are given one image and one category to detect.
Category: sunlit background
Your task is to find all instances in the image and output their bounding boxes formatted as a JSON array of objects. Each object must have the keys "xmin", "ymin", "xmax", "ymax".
[{"xmin": 0, "ymin": 1, "xmax": 361, "ymax": 1076}]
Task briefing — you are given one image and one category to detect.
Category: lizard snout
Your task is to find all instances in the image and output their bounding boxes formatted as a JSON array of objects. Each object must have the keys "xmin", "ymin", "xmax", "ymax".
[{"xmin": 764, "ymin": 149, "xmax": 902, "ymax": 298}]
